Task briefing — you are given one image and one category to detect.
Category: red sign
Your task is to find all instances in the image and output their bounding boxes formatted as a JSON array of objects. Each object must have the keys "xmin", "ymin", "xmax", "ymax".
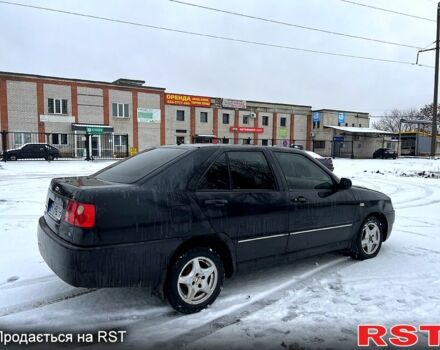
[
  {"xmin": 229, "ymin": 126, "xmax": 264, "ymax": 133},
  {"xmin": 358, "ymin": 324, "xmax": 440, "ymax": 347}
]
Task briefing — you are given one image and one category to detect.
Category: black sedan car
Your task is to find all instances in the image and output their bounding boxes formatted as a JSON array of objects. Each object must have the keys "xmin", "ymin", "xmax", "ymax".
[
  {"xmin": 2, "ymin": 143, "xmax": 60, "ymax": 161},
  {"xmin": 38, "ymin": 145, "xmax": 394, "ymax": 313},
  {"xmin": 373, "ymin": 148, "xmax": 397, "ymax": 159}
]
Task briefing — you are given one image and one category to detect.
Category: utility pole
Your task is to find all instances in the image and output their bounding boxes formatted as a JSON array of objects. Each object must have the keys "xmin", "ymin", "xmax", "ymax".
[{"xmin": 431, "ymin": 2, "xmax": 440, "ymax": 157}]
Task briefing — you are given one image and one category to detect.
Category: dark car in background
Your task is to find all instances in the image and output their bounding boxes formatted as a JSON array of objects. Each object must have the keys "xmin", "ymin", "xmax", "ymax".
[
  {"xmin": 2, "ymin": 143, "xmax": 59, "ymax": 161},
  {"xmin": 37, "ymin": 145, "xmax": 394, "ymax": 313},
  {"xmin": 373, "ymin": 148, "xmax": 397, "ymax": 159},
  {"xmin": 305, "ymin": 150, "xmax": 334, "ymax": 172}
]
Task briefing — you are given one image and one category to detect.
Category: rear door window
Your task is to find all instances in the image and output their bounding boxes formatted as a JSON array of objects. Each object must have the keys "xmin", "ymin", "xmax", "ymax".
[
  {"xmin": 228, "ymin": 151, "xmax": 276, "ymax": 190},
  {"xmin": 95, "ymin": 148, "xmax": 188, "ymax": 183},
  {"xmin": 198, "ymin": 153, "xmax": 230, "ymax": 190}
]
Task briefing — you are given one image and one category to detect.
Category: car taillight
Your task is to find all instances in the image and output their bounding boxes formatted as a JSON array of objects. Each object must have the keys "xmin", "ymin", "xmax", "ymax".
[{"xmin": 65, "ymin": 200, "xmax": 96, "ymax": 228}]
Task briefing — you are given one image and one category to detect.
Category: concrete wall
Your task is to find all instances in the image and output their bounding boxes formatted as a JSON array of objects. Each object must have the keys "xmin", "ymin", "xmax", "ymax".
[
  {"xmin": 43, "ymin": 84, "xmax": 72, "ymax": 134},
  {"xmin": 109, "ymin": 89, "xmax": 133, "ymax": 146},
  {"xmin": 293, "ymin": 115, "xmax": 308, "ymax": 148},
  {"xmin": 137, "ymin": 92, "xmax": 161, "ymax": 150},
  {"xmin": 217, "ymin": 108, "xmax": 234, "ymax": 142},
  {"xmin": 195, "ymin": 107, "xmax": 214, "ymax": 136},
  {"xmin": 165, "ymin": 104, "xmax": 191, "ymax": 144},
  {"xmin": 77, "ymin": 86, "xmax": 104, "ymax": 125},
  {"xmin": 7, "ymin": 81, "xmax": 38, "ymax": 132}
]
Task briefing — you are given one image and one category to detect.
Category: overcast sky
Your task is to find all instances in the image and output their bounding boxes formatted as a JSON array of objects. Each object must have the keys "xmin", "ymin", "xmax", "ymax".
[{"xmin": 0, "ymin": 0, "xmax": 437, "ymax": 116}]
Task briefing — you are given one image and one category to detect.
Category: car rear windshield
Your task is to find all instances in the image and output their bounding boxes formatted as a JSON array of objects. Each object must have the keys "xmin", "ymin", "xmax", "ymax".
[{"xmin": 95, "ymin": 148, "xmax": 188, "ymax": 183}]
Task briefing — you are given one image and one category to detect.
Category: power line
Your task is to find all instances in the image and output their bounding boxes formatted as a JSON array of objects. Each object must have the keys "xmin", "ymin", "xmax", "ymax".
[
  {"xmin": 340, "ymin": 0, "xmax": 436, "ymax": 23},
  {"xmin": 169, "ymin": 0, "xmax": 423, "ymax": 49},
  {"xmin": 0, "ymin": 0, "xmax": 434, "ymax": 68}
]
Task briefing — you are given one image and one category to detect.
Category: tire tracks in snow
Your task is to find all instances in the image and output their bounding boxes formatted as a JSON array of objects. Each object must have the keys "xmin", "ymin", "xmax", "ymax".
[
  {"xmin": 0, "ymin": 288, "xmax": 97, "ymax": 318},
  {"xmin": 128, "ymin": 257, "xmax": 351, "ymax": 349},
  {"xmin": 354, "ymin": 176, "xmax": 440, "ymax": 209}
]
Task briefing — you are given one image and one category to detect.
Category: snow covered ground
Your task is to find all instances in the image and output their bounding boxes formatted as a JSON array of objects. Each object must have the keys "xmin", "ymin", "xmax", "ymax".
[{"xmin": 0, "ymin": 158, "xmax": 440, "ymax": 349}]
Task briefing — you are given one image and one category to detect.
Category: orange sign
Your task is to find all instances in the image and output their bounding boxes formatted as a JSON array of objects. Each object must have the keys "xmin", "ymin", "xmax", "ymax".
[{"xmin": 165, "ymin": 93, "xmax": 211, "ymax": 107}]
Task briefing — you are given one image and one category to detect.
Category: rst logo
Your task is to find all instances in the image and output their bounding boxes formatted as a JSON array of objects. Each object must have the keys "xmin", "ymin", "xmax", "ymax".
[{"xmin": 358, "ymin": 325, "xmax": 440, "ymax": 347}]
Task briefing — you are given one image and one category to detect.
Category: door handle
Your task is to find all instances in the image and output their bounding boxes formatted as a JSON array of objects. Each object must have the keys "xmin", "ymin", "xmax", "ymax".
[
  {"xmin": 291, "ymin": 196, "xmax": 307, "ymax": 203},
  {"xmin": 204, "ymin": 199, "xmax": 228, "ymax": 206}
]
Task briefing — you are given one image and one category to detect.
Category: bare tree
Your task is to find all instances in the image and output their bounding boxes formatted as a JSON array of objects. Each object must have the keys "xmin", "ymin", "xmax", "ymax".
[{"xmin": 372, "ymin": 108, "xmax": 419, "ymax": 133}]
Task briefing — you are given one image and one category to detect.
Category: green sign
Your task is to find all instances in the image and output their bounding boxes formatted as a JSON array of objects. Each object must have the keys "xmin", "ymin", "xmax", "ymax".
[
  {"xmin": 278, "ymin": 127, "xmax": 288, "ymax": 138},
  {"xmin": 138, "ymin": 108, "xmax": 161, "ymax": 123},
  {"xmin": 86, "ymin": 127, "xmax": 104, "ymax": 134}
]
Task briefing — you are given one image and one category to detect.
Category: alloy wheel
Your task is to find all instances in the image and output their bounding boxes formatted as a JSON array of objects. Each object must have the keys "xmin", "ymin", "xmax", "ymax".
[
  {"xmin": 361, "ymin": 222, "xmax": 381, "ymax": 255},
  {"xmin": 177, "ymin": 256, "xmax": 218, "ymax": 305}
]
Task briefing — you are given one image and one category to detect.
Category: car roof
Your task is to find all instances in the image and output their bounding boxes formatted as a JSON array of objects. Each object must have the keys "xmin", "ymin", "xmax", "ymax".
[{"xmin": 162, "ymin": 144, "xmax": 308, "ymax": 154}]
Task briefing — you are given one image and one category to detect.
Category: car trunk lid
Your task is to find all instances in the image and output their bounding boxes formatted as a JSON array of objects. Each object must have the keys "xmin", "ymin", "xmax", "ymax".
[{"xmin": 43, "ymin": 176, "xmax": 117, "ymax": 242}]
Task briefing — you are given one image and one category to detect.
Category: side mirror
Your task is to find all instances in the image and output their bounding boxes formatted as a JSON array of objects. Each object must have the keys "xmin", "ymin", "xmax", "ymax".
[{"xmin": 339, "ymin": 178, "xmax": 352, "ymax": 190}]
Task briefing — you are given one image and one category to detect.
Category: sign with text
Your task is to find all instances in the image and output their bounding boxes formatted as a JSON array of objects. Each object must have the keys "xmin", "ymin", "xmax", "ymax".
[
  {"xmin": 137, "ymin": 108, "xmax": 160, "ymax": 123},
  {"xmin": 313, "ymin": 112, "xmax": 320, "ymax": 122},
  {"xmin": 278, "ymin": 127, "xmax": 288, "ymax": 138},
  {"xmin": 40, "ymin": 115, "xmax": 75, "ymax": 123},
  {"xmin": 222, "ymin": 98, "xmax": 246, "ymax": 109},
  {"xmin": 165, "ymin": 93, "xmax": 211, "ymax": 107},
  {"xmin": 338, "ymin": 112, "xmax": 345, "ymax": 124},
  {"xmin": 230, "ymin": 126, "xmax": 264, "ymax": 133},
  {"xmin": 86, "ymin": 127, "xmax": 104, "ymax": 134}
]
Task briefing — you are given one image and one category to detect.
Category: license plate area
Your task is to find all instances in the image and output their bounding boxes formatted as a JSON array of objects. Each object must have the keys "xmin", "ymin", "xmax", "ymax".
[{"xmin": 47, "ymin": 196, "xmax": 64, "ymax": 221}]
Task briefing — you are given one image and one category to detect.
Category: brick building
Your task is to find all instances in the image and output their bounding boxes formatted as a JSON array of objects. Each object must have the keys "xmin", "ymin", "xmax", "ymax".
[{"xmin": 0, "ymin": 71, "xmax": 389, "ymax": 158}]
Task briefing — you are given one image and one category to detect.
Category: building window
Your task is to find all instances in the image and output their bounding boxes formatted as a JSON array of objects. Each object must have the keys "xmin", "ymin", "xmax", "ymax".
[
  {"xmin": 262, "ymin": 139, "xmax": 268, "ymax": 146},
  {"xmin": 242, "ymin": 138, "xmax": 251, "ymax": 145},
  {"xmin": 200, "ymin": 111, "xmax": 208, "ymax": 123},
  {"xmin": 114, "ymin": 135, "xmax": 128, "ymax": 146},
  {"xmin": 313, "ymin": 140, "xmax": 325, "ymax": 149},
  {"xmin": 112, "ymin": 103, "xmax": 129, "ymax": 118},
  {"xmin": 313, "ymin": 121, "xmax": 320, "ymax": 129},
  {"xmin": 176, "ymin": 136, "xmax": 185, "ymax": 144},
  {"xmin": 352, "ymin": 123, "xmax": 355, "ymax": 127},
  {"xmin": 176, "ymin": 110, "xmax": 185, "ymax": 121},
  {"xmin": 51, "ymin": 133, "xmax": 68, "ymax": 145},
  {"xmin": 242, "ymin": 115, "xmax": 249, "ymax": 124},
  {"xmin": 222, "ymin": 113, "xmax": 230, "ymax": 124},
  {"xmin": 345, "ymin": 123, "xmax": 348, "ymax": 127},
  {"xmin": 262, "ymin": 116, "xmax": 269, "ymax": 126},
  {"xmin": 13, "ymin": 132, "xmax": 32, "ymax": 147},
  {"xmin": 48, "ymin": 98, "xmax": 68, "ymax": 114},
  {"xmin": 280, "ymin": 117, "xmax": 286, "ymax": 127}
]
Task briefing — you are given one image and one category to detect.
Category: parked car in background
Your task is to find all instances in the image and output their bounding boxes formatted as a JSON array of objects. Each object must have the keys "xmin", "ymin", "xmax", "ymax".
[
  {"xmin": 305, "ymin": 150, "xmax": 334, "ymax": 172},
  {"xmin": 290, "ymin": 144, "xmax": 304, "ymax": 150},
  {"xmin": 38, "ymin": 145, "xmax": 394, "ymax": 314},
  {"xmin": 373, "ymin": 148, "xmax": 397, "ymax": 159},
  {"xmin": 2, "ymin": 143, "xmax": 60, "ymax": 161}
]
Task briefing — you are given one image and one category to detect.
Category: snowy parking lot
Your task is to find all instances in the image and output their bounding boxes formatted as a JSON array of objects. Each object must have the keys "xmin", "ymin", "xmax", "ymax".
[{"xmin": 1, "ymin": 157, "xmax": 440, "ymax": 349}]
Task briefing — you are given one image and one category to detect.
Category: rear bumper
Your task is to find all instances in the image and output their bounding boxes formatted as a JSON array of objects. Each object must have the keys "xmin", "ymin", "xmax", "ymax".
[{"xmin": 37, "ymin": 217, "xmax": 180, "ymax": 288}]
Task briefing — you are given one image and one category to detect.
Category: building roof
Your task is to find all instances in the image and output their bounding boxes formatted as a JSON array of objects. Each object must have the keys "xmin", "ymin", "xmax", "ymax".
[
  {"xmin": 0, "ymin": 71, "xmax": 165, "ymax": 91},
  {"xmin": 246, "ymin": 100, "xmax": 312, "ymax": 109},
  {"xmin": 324, "ymin": 125, "xmax": 396, "ymax": 135},
  {"xmin": 313, "ymin": 109, "xmax": 370, "ymax": 116}
]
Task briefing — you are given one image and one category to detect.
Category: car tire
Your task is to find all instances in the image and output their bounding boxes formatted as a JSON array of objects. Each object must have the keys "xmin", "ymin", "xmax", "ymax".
[
  {"xmin": 9, "ymin": 154, "xmax": 17, "ymax": 161},
  {"xmin": 351, "ymin": 216, "xmax": 383, "ymax": 261},
  {"xmin": 165, "ymin": 247, "xmax": 224, "ymax": 314},
  {"xmin": 46, "ymin": 155, "xmax": 54, "ymax": 161}
]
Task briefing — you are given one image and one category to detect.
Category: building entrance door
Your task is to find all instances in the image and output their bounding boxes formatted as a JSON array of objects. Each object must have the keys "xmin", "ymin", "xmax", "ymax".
[{"xmin": 90, "ymin": 135, "xmax": 101, "ymax": 157}]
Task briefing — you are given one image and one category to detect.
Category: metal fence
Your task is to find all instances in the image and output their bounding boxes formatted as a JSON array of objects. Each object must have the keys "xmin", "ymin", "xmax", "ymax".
[{"xmin": 1, "ymin": 131, "xmax": 129, "ymax": 161}]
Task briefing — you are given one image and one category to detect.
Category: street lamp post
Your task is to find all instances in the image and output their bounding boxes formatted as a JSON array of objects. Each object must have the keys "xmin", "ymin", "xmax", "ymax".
[{"xmin": 431, "ymin": 2, "xmax": 440, "ymax": 157}]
